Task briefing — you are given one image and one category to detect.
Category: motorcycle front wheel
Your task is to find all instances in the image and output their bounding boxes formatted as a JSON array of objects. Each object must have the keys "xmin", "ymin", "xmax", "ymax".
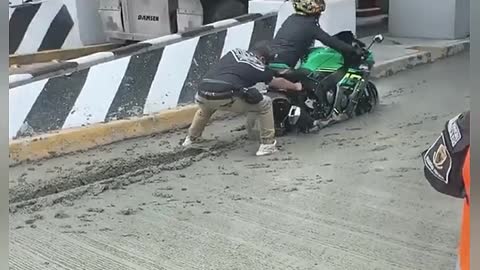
[{"xmin": 355, "ymin": 81, "xmax": 379, "ymax": 116}]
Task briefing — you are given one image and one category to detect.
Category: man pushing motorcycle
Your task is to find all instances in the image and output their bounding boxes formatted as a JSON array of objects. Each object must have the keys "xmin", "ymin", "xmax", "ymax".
[
  {"xmin": 269, "ymin": 0, "xmax": 365, "ymax": 124},
  {"xmin": 182, "ymin": 41, "xmax": 302, "ymax": 156}
]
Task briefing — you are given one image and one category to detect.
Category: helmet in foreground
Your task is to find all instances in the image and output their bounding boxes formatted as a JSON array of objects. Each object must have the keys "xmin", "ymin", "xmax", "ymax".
[{"xmin": 292, "ymin": 0, "xmax": 326, "ymax": 16}]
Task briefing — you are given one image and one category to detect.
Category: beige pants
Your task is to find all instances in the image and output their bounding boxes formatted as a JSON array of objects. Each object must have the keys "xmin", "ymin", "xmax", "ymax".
[{"xmin": 188, "ymin": 93, "xmax": 275, "ymax": 144}]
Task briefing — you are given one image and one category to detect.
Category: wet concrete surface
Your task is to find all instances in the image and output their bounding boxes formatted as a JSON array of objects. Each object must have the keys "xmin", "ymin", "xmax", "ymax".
[{"xmin": 9, "ymin": 52, "xmax": 470, "ymax": 269}]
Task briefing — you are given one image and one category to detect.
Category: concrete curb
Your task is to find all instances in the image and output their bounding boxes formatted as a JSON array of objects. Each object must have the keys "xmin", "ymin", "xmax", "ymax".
[
  {"xmin": 372, "ymin": 40, "xmax": 469, "ymax": 79},
  {"xmin": 371, "ymin": 51, "xmax": 432, "ymax": 78},
  {"xmin": 9, "ymin": 40, "xmax": 469, "ymax": 165},
  {"xmin": 10, "ymin": 105, "xmax": 199, "ymax": 165}
]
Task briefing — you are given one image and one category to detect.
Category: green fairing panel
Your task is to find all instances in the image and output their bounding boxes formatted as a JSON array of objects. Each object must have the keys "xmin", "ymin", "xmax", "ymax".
[
  {"xmin": 269, "ymin": 63, "xmax": 291, "ymax": 70},
  {"xmin": 300, "ymin": 47, "xmax": 375, "ymax": 72},
  {"xmin": 267, "ymin": 47, "xmax": 375, "ymax": 87},
  {"xmin": 300, "ymin": 47, "xmax": 375, "ymax": 87}
]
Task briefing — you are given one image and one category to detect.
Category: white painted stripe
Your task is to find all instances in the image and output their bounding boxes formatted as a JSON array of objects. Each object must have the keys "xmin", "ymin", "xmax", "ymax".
[
  {"xmin": 9, "ymin": 79, "xmax": 48, "ymax": 139},
  {"xmin": 62, "ymin": 56, "xmax": 131, "ymax": 129},
  {"xmin": 9, "ymin": 74, "xmax": 34, "ymax": 84},
  {"xmin": 15, "ymin": 1, "xmax": 62, "ymax": 54},
  {"xmin": 209, "ymin": 19, "xmax": 239, "ymax": 28},
  {"xmin": 143, "ymin": 37, "xmax": 200, "ymax": 114},
  {"xmin": 9, "ymin": 7, "xmax": 15, "ymax": 20},
  {"xmin": 73, "ymin": 52, "xmax": 115, "ymax": 67},
  {"xmin": 60, "ymin": 0, "xmax": 81, "ymax": 50},
  {"xmin": 274, "ymin": 2, "xmax": 293, "ymax": 35},
  {"xmin": 147, "ymin": 34, "xmax": 182, "ymax": 46},
  {"xmin": 221, "ymin": 21, "xmax": 255, "ymax": 56},
  {"xmin": 61, "ymin": 23, "xmax": 82, "ymax": 50}
]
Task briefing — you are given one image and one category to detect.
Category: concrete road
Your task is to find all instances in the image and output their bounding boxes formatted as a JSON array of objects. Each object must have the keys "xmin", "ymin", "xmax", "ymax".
[{"xmin": 9, "ymin": 52, "xmax": 470, "ymax": 270}]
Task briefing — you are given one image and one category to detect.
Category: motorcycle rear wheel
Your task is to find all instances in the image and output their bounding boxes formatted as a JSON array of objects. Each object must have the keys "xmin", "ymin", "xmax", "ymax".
[{"xmin": 266, "ymin": 91, "xmax": 292, "ymax": 136}]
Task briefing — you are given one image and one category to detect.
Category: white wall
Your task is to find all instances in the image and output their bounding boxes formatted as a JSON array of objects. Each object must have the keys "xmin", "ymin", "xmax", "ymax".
[
  {"xmin": 75, "ymin": 0, "xmax": 108, "ymax": 45},
  {"xmin": 389, "ymin": 0, "xmax": 470, "ymax": 39}
]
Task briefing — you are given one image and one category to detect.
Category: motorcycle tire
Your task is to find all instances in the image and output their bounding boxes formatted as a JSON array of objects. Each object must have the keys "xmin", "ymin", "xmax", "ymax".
[
  {"xmin": 295, "ymin": 107, "xmax": 316, "ymax": 134},
  {"xmin": 355, "ymin": 81, "xmax": 379, "ymax": 116},
  {"xmin": 266, "ymin": 91, "xmax": 292, "ymax": 137}
]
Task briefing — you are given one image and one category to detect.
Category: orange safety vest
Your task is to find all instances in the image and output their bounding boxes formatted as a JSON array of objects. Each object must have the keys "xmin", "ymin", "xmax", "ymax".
[{"xmin": 459, "ymin": 147, "xmax": 470, "ymax": 270}]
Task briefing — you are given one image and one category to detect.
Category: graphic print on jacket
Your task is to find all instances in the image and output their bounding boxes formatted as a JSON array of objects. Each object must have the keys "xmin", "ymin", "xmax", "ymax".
[{"xmin": 202, "ymin": 48, "xmax": 274, "ymax": 91}]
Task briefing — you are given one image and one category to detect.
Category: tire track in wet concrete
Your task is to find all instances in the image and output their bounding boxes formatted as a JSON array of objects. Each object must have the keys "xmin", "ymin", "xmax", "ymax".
[{"xmin": 9, "ymin": 137, "xmax": 245, "ymax": 210}]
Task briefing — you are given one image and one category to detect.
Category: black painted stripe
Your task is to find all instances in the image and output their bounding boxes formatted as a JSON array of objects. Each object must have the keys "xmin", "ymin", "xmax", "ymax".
[
  {"xmin": 38, "ymin": 4, "xmax": 73, "ymax": 52},
  {"xmin": 111, "ymin": 42, "xmax": 152, "ymax": 58},
  {"xmin": 180, "ymin": 25, "xmax": 215, "ymax": 39},
  {"xmin": 9, "ymin": 3, "xmax": 41, "ymax": 54},
  {"xmin": 248, "ymin": 15, "xmax": 278, "ymax": 50},
  {"xmin": 105, "ymin": 48, "xmax": 164, "ymax": 121},
  {"xmin": 177, "ymin": 30, "xmax": 227, "ymax": 105},
  {"xmin": 235, "ymin": 13, "xmax": 263, "ymax": 23},
  {"xmin": 17, "ymin": 69, "xmax": 90, "ymax": 138}
]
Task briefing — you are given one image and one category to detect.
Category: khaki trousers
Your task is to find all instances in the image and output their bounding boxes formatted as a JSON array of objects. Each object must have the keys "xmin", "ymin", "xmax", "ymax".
[{"xmin": 188, "ymin": 93, "xmax": 275, "ymax": 144}]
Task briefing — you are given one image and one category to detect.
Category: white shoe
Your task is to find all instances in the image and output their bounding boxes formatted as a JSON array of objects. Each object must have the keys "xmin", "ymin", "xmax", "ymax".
[
  {"xmin": 332, "ymin": 112, "xmax": 349, "ymax": 122},
  {"xmin": 256, "ymin": 140, "xmax": 278, "ymax": 156},
  {"xmin": 313, "ymin": 120, "xmax": 329, "ymax": 129},
  {"xmin": 182, "ymin": 136, "xmax": 194, "ymax": 147}
]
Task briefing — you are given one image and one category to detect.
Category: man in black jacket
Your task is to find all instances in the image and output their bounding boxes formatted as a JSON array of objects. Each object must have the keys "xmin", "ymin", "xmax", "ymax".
[
  {"xmin": 182, "ymin": 42, "xmax": 303, "ymax": 156},
  {"xmin": 270, "ymin": 0, "xmax": 363, "ymax": 69}
]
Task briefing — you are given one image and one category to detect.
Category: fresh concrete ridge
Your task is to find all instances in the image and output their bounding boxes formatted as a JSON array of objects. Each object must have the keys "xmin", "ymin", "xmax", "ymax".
[{"xmin": 9, "ymin": 36, "xmax": 469, "ymax": 165}]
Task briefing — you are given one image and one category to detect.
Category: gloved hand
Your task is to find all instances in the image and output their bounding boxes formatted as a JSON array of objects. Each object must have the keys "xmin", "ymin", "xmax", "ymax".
[
  {"xmin": 354, "ymin": 47, "xmax": 367, "ymax": 59},
  {"xmin": 346, "ymin": 47, "xmax": 366, "ymax": 66}
]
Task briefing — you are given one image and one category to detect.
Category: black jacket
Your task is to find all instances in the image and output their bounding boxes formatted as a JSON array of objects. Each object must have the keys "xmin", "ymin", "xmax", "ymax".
[{"xmin": 271, "ymin": 14, "xmax": 356, "ymax": 67}]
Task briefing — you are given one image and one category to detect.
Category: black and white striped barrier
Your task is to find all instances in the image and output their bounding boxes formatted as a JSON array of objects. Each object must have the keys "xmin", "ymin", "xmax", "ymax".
[
  {"xmin": 9, "ymin": 12, "xmax": 279, "ymax": 140},
  {"xmin": 9, "ymin": 0, "xmax": 106, "ymax": 55}
]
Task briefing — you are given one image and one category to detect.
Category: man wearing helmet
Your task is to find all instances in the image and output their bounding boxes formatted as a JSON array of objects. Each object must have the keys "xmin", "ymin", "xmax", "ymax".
[
  {"xmin": 269, "ymin": 0, "xmax": 364, "ymax": 123},
  {"xmin": 270, "ymin": 0, "xmax": 363, "ymax": 70}
]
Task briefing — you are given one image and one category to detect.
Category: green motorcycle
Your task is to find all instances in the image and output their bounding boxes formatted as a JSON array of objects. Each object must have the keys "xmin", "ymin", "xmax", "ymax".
[{"xmin": 266, "ymin": 32, "xmax": 384, "ymax": 136}]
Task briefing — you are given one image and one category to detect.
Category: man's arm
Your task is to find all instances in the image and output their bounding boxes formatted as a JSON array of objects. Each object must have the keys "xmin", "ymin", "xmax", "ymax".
[
  {"xmin": 259, "ymin": 67, "xmax": 302, "ymax": 92},
  {"xmin": 314, "ymin": 26, "xmax": 356, "ymax": 55},
  {"xmin": 421, "ymin": 111, "xmax": 470, "ymax": 199},
  {"xmin": 268, "ymin": 77, "xmax": 302, "ymax": 92}
]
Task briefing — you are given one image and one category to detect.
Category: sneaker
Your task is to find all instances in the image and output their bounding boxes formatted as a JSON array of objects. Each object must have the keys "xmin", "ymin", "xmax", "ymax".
[
  {"xmin": 256, "ymin": 140, "xmax": 278, "ymax": 156},
  {"xmin": 182, "ymin": 136, "xmax": 215, "ymax": 147},
  {"xmin": 182, "ymin": 136, "xmax": 195, "ymax": 147},
  {"xmin": 332, "ymin": 112, "xmax": 349, "ymax": 122},
  {"xmin": 313, "ymin": 120, "xmax": 329, "ymax": 129}
]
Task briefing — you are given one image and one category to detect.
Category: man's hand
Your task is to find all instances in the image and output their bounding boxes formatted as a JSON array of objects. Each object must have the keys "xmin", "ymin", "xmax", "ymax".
[
  {"xmin": 294, "ymin": 82, "xmax": 303, "ymax": 91},
  {"xmin": 269, "ymin": 78, "xmax": 303, "ymax": 92},
  {"xmin": 353, "ymin": 47, "xmax": 368, "ymax": 59}
]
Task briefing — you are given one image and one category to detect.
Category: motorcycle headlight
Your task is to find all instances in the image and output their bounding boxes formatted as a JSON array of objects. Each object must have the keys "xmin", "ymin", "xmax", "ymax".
[{"xmin": 359, "ymin": 64, "xmax": 369, "ymax": 70}]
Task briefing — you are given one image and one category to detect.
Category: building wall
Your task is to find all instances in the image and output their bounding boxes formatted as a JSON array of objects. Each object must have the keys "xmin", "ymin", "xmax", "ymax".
[{"xmin": 389, "ymin": 0, "xmax": 469, "ymax": 39}]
